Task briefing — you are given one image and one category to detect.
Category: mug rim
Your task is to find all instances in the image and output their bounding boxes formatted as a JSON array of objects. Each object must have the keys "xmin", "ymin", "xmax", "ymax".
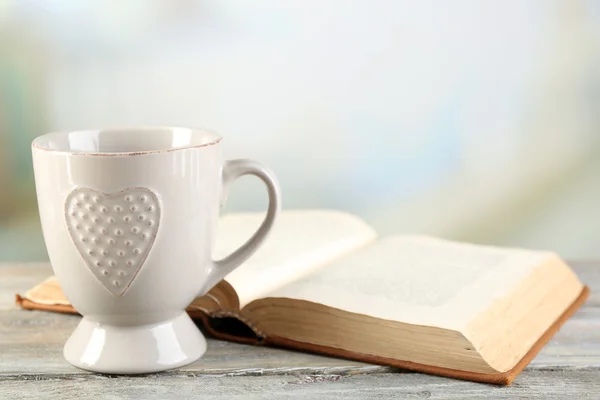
[{"xmin": 32, "ymin": 126, "xmax": 222, "ymax": 156}]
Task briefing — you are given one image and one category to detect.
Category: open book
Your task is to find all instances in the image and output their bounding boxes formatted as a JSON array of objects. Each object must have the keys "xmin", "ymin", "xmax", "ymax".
[{"xmin": 17, "ymin": 210, "xmax": 588, "ymax": 385}]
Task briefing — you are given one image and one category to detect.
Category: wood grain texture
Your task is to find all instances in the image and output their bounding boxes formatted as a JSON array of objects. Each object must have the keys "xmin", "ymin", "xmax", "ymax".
[
  {"xmin": 0, "ymin": 310, "xmax": 383, "ymax": 377},
  {"xmin": 1, "ymin": 261, "xmax": 598, "ymax": 398},
  {"xmin": 2, "ymin": 371, "xmax": 600, "ymax": 399}
]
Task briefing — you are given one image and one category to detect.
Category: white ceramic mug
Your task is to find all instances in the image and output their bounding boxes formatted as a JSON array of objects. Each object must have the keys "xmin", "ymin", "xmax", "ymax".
[{"xmin": 31, "ymin": 127, "xmax": 280, "ymax": 374}]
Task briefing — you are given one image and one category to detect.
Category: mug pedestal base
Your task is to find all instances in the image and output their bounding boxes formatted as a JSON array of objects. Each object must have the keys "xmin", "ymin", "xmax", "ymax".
[{"xmin": 64, "ymin": 312, "xmax": 206, "ymax": 374}]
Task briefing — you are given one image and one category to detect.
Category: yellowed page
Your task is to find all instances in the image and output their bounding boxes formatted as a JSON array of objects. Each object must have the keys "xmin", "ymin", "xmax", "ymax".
[
  {"xmin": 215, "ymin": 210, "xmax": 377, "ymax": 307},
  {"xmin": 25, "ymin": 276, "xmax": 69, "ymax": 305},
  {"xmin": 264, "ymin": 236, "xmax": 554, "ymax": 330}
]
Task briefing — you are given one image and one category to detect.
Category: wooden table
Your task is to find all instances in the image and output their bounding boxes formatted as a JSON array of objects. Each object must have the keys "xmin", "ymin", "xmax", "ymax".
[{"xmin": 1, "ymin": 262, "xmax": 599, "ymax": 399}]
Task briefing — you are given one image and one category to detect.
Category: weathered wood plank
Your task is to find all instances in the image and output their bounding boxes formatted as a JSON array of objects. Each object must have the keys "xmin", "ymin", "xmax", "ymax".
[
  {"xmin": 1, "ymin": 302, "xmax": 599, "ymax": 378},
  {"xmin": 1, "ymin": 261, "xmax": 598, "ymax": 400},
  {"xmin": 0, "ymin": 310, "xmax": 385, "ymax": 377},
  {"xmin": 2, "ymin": 370, "xmax": 600, "ymax": 399},
  {"xmin": 0, "ymin": 262, "xmax": 599, "ymax": 379}
]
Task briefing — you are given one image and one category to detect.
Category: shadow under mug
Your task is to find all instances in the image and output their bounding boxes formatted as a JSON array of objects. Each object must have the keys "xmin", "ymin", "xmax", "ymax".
[{"xmin": 31, "ymin": 127, "xmax": 281, "ymax": 373}]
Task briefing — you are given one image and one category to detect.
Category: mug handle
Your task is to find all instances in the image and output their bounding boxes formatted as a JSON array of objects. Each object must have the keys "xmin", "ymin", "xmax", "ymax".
[{"xmin": 204, "ymin": 159, "xmax": 281, "ymax": 292}]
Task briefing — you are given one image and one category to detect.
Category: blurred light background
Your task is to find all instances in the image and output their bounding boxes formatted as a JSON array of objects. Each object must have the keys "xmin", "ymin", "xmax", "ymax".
[{"xmin": 1, "ymin": 0, "xmax": 600, "ymax": 261}]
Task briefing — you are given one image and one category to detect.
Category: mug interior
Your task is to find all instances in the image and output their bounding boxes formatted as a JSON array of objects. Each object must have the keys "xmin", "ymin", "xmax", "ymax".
[{"xmin": 32, "ymin": 127, "xmax": 221, "ymax": 155}]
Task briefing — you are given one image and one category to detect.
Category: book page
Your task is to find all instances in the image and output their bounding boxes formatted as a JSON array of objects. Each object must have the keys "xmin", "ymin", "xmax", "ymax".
[
  {"xmin": 214, "ymin": 210, "xmax": 377, "ymax": 307},
  {"xmin": 25, "ymin": 276, "xmax": 69, "ymax": 305},
  {"xmin": 263, "ymin": 236, "xmax": 553, "ymax": 329}
]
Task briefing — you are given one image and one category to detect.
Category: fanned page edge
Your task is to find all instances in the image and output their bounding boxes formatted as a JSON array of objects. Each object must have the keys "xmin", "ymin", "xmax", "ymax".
[
  {"xmin": 259, "ymin": 286, "xmax": 589, "ymax": 385},
  {"xmin": 16, "ymin": 294, "xmax": 77, "ymax": 314},
  {"xmin": 170, "ymin": 284, "xmax": 590, "ymax": 385}
]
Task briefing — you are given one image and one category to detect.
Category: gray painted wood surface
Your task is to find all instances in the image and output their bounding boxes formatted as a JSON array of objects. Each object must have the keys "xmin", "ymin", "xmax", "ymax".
[{"xmin": 1, "ymin": 262, "xmax": 599, "ymax": 398}]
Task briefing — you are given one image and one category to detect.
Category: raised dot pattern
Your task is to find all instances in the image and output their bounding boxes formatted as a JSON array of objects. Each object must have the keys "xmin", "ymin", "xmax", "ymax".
[{"xmin": 65, "ymin": 188, "xmax": 160, "ymax": 296}]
